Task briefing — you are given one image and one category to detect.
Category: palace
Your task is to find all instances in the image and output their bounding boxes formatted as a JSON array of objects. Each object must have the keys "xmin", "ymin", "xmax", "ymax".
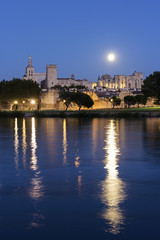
[
  {"xmin": 22, "ymin": 56, "xmax": 143, "ymax": 91},
  {"xmin": 97, "ymin": 72, "xmax": 143, "ymax": 90}
]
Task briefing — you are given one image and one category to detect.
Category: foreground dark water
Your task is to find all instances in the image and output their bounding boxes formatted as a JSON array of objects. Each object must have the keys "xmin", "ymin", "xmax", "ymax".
[{"xmin": 0, "ymin": 117, "xmax": 160, "ymax": 239}]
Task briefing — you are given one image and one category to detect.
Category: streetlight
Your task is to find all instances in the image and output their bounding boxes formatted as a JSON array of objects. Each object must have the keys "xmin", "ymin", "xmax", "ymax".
[
  {"xmin": 30, "ymin": 99, "xmax": 35, "ymax": 104},
  {"xmin": 14, "ymin": 100, "xmax": 18, "ymax": 110}
]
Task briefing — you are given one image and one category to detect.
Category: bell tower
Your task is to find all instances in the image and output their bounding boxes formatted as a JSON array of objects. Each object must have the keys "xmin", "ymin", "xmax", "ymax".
[{"xmin": 25, "ymin": 56, "xmax": 35, "ymax": 79}]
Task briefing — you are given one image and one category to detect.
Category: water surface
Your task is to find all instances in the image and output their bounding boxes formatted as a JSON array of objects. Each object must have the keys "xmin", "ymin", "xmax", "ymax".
[{"xmin": 0, "ymin": 117, "xmax": 160, "ymax": 239}]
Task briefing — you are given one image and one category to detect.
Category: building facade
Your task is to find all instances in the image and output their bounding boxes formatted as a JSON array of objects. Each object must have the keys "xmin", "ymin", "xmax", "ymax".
[
  {"xmin": 23, "ymin": 57, "xmax": 143, "ymax": 91},
  {"xmin": 97, "ymin": 71, "xmax": 143, "ymax": 90},
  {"xmin": 23, "ymin": 56, "xmax": 93, "ymax": 89}
]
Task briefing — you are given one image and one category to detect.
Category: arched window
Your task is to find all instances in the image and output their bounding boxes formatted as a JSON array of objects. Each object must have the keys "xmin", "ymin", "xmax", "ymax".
[{"xmin": 128, "ymin": 83, "xmax": 131, "ymax": 89}]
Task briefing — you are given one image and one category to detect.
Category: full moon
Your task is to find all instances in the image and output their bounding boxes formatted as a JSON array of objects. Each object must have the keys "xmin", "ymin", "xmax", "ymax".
[{"xmin": 107, "ymin": 53, "xmax": 115, "ymax": 62}]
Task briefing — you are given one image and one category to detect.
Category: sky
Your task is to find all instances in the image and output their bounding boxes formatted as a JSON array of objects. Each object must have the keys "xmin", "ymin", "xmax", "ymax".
[{"xmin": 0, "ymin": 0, "xmax": 160, "ymax": 82}]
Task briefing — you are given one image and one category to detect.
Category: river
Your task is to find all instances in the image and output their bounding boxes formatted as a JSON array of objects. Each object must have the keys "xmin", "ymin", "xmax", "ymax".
[{"xmin": 0, "ymin": 117, "xmax": 160, "ymax": 239}]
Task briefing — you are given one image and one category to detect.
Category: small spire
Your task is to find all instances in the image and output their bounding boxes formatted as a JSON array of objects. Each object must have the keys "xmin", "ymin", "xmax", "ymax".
[{"xmin": 28, "ymin": 56, "xmax": 32, "ymax": 67}]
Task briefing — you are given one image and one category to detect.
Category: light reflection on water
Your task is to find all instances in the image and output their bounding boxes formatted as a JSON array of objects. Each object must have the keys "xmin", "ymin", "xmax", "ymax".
[
  {"xmin": 30, "ymin": 117, "xmax": 38, "ymax": 171},
  {"xmin": 22, "ymin": 118, "xmax": 27, "ymax": 168},
  {"xmin": 28, "ymin": 117, "xmax": 45, "ymax": 228},
  {"xmin": 63, "ymin": 118, "xmax": 68, "ymax": 166},
  {"xmin": 8, "ymin": 117, "xmax": 160, "ymax": 238},
  {"xmin": 14, "ymin": 118, "xmax": 45, "ymax": 228},
  {"xmin": 14, "ymin": 118, "xmax": 19, "ymax": 169},
  {"xmin": 14, "ymin": 118, "xmax": 127, "ymax": 232},
  {"xmin": 101, "ymin": 120, "xmax": 127, "ymax": 234}
]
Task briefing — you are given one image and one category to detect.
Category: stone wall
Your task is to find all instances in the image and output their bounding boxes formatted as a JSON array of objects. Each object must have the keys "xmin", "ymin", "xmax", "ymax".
[
  {"xmin": 40, "ymin": 90, "xmax": 113, "ymax": 110},
  {"xmin": 40, "ymin": 89, "xmax": 60, "ymax": 109},
  {"xmin": 40, "ymin": 89, "xmax": 158, "ymax": 110}
]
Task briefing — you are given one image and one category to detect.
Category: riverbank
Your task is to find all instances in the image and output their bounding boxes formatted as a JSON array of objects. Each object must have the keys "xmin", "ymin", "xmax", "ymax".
[
  {"xmin": 34, "ymin": 107, "xmax": 160, "ymax": 118},
  {"xmin": 0, "ymin": 107, "xmax": 160, "ymax": 118},
  {"xmin": 0, "ymin": 111, "xmax": 25, "ymax": 118}
]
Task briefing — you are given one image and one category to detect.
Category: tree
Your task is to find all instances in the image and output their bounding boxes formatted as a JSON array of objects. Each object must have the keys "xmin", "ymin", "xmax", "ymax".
[
  {"xmin": 110, "ymin": 96, "xmax": 121, "ymax": 109},
  {"xmin": 59, "ymin": 91, "xmax": 73, "ymax": 110},
  {"xmin": 135, "ymin": 94, "xmax": 147, "ymax": 108},
  {"xmin": 142, "ymin": 71, "xmax": 160, "ymax": 104},
  {"xmin": 124, "ymin": 95, "xmax": 137, "ymax": 108},
  {"xmin": 59, "ymin": 91, "xmax": 94, "ymax": 110},
  {"xmin": 74, "ymin": 92, "xmax": 94, "ymax": 110},
  {"xmin": 0, "ymin": 78, "xmax": 41, "ymax": 109}
]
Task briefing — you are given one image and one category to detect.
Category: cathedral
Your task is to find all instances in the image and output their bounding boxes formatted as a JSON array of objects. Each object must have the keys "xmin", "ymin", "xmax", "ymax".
[
  {"xmin": 22, "ymin": 56, "xmax": 143, "ymax": 91},
  {"xmin": 22, "ymin": 56, "xmax": 93, "ymax": 89}
]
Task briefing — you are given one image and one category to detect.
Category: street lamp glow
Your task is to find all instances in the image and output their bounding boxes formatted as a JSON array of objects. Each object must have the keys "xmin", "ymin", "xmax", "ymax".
[
  {"xmin": 31, "ymin": 100, "xmax": 35, "ymax": 104},
  {"xmin": 14, "ymin": 101, "xmax": 18, "ymax": 104},
  {"xmin": 107, "ymin": 53, "xmax": 116, "ymax": 62}
]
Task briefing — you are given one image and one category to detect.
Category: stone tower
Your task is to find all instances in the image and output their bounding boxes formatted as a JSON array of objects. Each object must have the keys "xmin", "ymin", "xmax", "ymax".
[
  {"xmin": 46, "ymin": 65, "xmax": 58, "ymax": 88},
  {"xmin": 25, "ymin": 56, "xmax": 35, "ymax": 79}
]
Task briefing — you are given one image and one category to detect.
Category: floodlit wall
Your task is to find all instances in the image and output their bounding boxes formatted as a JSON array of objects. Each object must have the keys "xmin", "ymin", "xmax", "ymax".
[{"xmin": 39, "ymin": 89, "xmax": 158, "ymax": 110}]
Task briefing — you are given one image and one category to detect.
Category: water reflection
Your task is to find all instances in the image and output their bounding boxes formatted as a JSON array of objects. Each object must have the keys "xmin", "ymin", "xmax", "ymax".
[
  {"xmin": 101, "ymin": 120, "xmax": 126, "ymax": 234},
  {"xmin": 28, "ymin": 117, "xmax": 45, "ymax": 228},
  {"xmin": 29, "ymin": 118, "xmax": 44, "ymax": 200},
  {"xmin": 30, "ymin": 212, "xmax": 45, "ymax": 228},
  {"xmin": 77, "ymin": 174, "xmax": 82, "ymax": 195},
  {"xmin": 14, "ymin": 118, "xmax": 19, "ymax": 169},
  {"xmin": 75, "ymin": 156, "xmax": 80, "ymax": 168},
  {"xmin": 30, "ymin": 117, "xmax": 38, "ymax": 171},
  {"xmin": 22, "ymin": 118, "xmax": 27, "ymax": 168},
  {"xmin": 13, "ymin": 118, "xmax": 45, "ymax": 228},
  {"xmin": 63, "ymin": 119, "xmax": 68, "ymax": 166},
  {"xmin": 29, "ymin": 173, "xmax": 44, "ymax": 200}
]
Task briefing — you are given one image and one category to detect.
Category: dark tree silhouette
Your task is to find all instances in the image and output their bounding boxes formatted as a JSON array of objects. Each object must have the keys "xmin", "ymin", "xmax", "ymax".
[
  {"xmin": 59, "ymin": 91, "xmax": 94, "ymax": 110},
  {"xmin": 124, "ymin": 95, "xmax": 137, "ymax": 108},
  {"xmin": 135, "ymin": 94, "xmax": 147, "ymax": 107},
  {"xmin": 110, "ymin": 96, "xmax": 121, "ymax": 109},
  {"xmin": 0, "ymin": 78, "xmax": 41, "ymax": 109},
  {"xmin": 142, "ymin": 71, "xmax": 160, "ymax": 104}
]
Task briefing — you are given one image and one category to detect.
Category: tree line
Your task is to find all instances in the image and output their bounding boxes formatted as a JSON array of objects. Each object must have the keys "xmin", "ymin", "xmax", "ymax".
[
  {"xmin": 0, "ymin": 78, "xmax": 41, "ymax": 109},
  {"xmin": 109, "ymin": 95, "xmax": 147, "ymax": 108}
]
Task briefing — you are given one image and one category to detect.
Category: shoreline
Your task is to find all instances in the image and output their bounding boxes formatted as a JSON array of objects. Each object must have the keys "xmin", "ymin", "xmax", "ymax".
[{"xmin": 0, "ymin": 108, "xmax": 160, "ymax": 118}]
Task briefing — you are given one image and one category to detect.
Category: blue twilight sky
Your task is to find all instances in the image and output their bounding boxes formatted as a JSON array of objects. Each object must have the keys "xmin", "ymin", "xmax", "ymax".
[{"xmin": 0, "ymin": 0, "xmax": 160, "ymax": 82}]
